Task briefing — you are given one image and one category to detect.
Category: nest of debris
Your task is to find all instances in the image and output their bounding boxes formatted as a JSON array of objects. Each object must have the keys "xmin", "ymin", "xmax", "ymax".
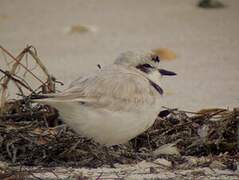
[{"xmin": 0, "ymin": 46, "xmax": 238, "ymax": 169}]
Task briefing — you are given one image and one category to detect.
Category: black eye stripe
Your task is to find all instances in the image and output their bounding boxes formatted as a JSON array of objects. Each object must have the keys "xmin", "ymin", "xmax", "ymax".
[
  {"xmin": 142, "ymin": 63, "xmax": 153, "ymax": 68},
  {"xmin": 136, "ymin": 63, "xmax": 153, "ymax": 73}
]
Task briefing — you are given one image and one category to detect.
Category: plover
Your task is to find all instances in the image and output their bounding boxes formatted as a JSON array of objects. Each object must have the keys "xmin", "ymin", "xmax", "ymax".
[{"xmin": 35, "ymin": 50, "xmax": 176, "ymax": 145}]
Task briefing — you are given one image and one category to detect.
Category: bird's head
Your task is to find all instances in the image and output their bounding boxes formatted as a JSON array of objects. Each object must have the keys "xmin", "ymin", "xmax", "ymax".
[{"xmin": 114, "ymin": 51, "xmax": 177, "ymax": 92}]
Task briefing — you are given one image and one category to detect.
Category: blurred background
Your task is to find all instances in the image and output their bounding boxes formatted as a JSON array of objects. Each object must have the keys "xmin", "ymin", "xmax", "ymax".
[{"xmin": 0, "ymin": 0, "xmax": 238, "ymax": 110}]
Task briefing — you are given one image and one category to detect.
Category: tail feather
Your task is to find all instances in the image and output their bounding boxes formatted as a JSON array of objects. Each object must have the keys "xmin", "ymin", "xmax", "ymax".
[{"xmin": 31, "ymin": 94, "xmax": 93, "ymax": 104}]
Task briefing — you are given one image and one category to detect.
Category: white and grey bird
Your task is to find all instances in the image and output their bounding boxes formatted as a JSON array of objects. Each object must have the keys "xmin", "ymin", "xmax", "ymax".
[{"xmin": 34, "ymin": 50, "xmax": 176, "ymax": 146}]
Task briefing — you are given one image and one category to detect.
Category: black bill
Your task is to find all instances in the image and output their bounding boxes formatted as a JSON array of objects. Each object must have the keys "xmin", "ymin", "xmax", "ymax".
[{"xmin": 159, "ymin": 69, "xmax": 177, "ymax": 76}]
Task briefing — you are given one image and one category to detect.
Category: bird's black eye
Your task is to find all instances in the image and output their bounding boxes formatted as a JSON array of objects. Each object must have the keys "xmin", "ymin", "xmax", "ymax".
[
  {"xmin": 151, "ymin": 55, "xmax": 160, "ymax": 63},
  {"xmin": 136, "ymin": 63, "xmax": 153, "ymax": 73},
  {"xmin": 142, "ymin": 63, "xmax": 153, "ymax": 68}
]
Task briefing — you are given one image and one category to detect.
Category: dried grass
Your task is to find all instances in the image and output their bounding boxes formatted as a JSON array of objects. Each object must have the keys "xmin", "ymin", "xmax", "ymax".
[{"xmin": 0, "ymin": 46, "xmax": 238, "ymax": 175}]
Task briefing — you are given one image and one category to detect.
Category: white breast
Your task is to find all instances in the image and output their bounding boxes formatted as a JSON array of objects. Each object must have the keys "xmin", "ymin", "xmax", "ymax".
[{"xmin": 52, "ymin": 99, "xmax": 160, "ymax": 145}]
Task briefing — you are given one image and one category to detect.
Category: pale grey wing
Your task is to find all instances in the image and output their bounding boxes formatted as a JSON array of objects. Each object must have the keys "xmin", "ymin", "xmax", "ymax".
[
  {"xmin": 38, "ymin": 70, "xmax": 100, "ymax": 101},
  {"xmin": 38, "ymin": 65, "xmax": 156, "ymax": 111},
  {"xmin": 68, "ymin": 70, "xmax": 99, "ymax": 88}
]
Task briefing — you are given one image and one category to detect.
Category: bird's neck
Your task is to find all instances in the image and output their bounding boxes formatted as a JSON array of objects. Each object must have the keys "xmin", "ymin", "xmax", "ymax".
[{"xmin": 121, "ymin": 65, "xmax": 164, "ymax": 95}]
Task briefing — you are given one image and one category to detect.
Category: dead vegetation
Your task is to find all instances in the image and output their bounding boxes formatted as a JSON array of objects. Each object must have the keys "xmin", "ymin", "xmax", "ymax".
[{"xmin": 0, "ymin": 46, "xmax": 238, "ymax": 178}]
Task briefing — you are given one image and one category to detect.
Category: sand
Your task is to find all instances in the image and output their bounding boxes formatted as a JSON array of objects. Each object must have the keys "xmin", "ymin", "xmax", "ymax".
[
  {"xmin": 0, "ymin": 0, "xmax": 239, "ymax": 178},
  {"xmin": 1, "ymin": 0, "xmax": 239, "ymax": 111}
]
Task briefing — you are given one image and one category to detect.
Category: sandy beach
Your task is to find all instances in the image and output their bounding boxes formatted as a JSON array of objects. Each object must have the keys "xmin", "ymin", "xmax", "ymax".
[{"xmin": 1, "ymin": 0, "xmax": 239, "ymax": 111}]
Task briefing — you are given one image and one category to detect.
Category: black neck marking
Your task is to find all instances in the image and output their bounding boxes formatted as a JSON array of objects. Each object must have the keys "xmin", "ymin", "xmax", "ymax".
[{"xmin": 148, "ymin": 79, "xmax": 164, "ymax": 95}]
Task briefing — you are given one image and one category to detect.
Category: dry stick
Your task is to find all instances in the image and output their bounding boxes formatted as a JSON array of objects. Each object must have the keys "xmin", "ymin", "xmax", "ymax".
[
  {"xmin": 0, "ymin": 45, "xmax": 45, "ymax": 84},
  {"xmin": 1, "ymin": 48, "xmax": 12, "ymax": 69},
  {"xmin": 27, "ymin": 49, "xmax": 55, "ymax": 92},
  {"xmin": 23, "ymin": 50, "xmax": 29, "ymax": 77},
  {"xmin": 0, "ymin": 111, "xmax": 44, "ymax": 120},
  {"xmin": 0, "ymin": 46, "xmax": 28, "ymax": 109},
  {"xmin": 0, "ymin": 71, "xmax": 25, "ymax": 96},
  {"xmin": 12, "ymin": 73, "xmax": 36, "ymax": 93},
  {"xmin": 9, "ymin": 46, "xmax": 55, "ymax": 93},
  {"xmin": 0, "ymin": 69, "xmax": 35, "ymax": 93},
  {"xmin": 13, "ymin": 81, "xmax": 24, "ymax": 96},
  {"xmin": 161, "ymin": 106, "xmax": 201, "ymax": 115},
  {"xmin": 0, "ymin": 45, "xmax": 55, "ymax": 112}
]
